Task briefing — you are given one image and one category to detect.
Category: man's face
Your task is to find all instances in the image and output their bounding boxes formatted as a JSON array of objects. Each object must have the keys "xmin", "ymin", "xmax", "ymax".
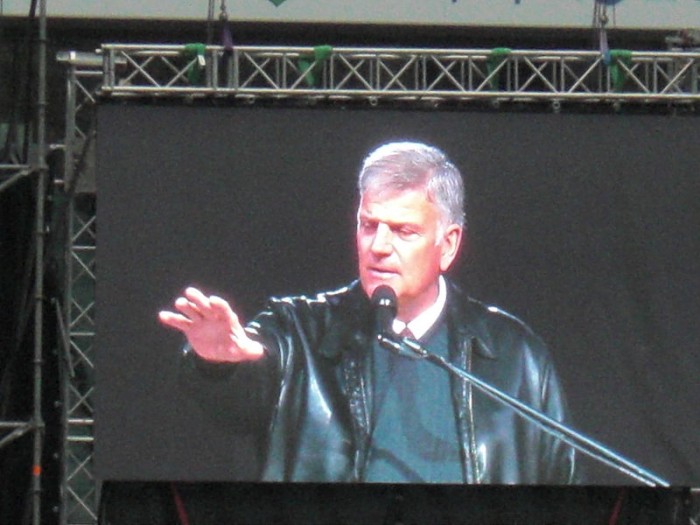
[{"xmin": 356, "ymin": 187, "xmax": 462, "ymax": 321}]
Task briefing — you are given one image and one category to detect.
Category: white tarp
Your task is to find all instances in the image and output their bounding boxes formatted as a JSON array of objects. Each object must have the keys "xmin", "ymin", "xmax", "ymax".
[{"xmin": 2, "ymin": 0, "xmax": 699, "ymax": 30}]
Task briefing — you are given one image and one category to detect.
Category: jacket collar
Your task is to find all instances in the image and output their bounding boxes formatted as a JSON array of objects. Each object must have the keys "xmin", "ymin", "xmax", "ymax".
[
  {"xmin": 444, "ymin": 279, "xmax": 499, "ymax": 360},
  {"xmin": 317, "ymin": 278, "xmax": 500, "ymax": 361}
]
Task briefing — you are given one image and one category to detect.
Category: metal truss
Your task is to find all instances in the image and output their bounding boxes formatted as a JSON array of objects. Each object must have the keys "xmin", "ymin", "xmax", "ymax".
[
  {"xmin": 58, "ymin": 198, "xmax": 97, "ymax": 525},
  {"xmin": 0, "ymin": 164, "xmax": 32, "ymax": 194},
  {"xmin": 57, "ymin": 51, "xmax": 102, "ymax": 525},
  {"xmin": 100, "ymin": 44, "xmax": 700, "ymax": 105},
  {"xmin": 0, "ymin": 1, "xmax": 47, "ymax": 524}
]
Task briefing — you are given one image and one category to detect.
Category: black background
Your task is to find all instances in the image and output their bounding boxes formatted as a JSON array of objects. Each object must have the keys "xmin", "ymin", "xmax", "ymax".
[{"xmin": 95, "ymin": 104, "xmax": 700, "ymax": 485}]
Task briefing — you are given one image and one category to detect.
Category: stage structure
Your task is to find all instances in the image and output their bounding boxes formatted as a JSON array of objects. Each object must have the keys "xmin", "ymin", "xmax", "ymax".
[
  {"xmin": 98, "ymin": 44, "xmax": 700, "ymax": 105},
  {"xmin": 0, "ymin": 1, "xmax": 48, "ymax": 524},
  {"xmin": 57, "ymin": 44, "xmax": 700, "ymax": 525}
]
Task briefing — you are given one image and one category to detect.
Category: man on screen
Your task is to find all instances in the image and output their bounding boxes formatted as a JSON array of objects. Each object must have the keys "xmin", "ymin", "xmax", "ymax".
[{"xmin": 159, "ymin": 141, "xmax": 577, "ymax": 483}]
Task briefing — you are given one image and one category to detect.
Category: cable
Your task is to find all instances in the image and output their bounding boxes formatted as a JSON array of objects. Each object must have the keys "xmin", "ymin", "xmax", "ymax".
[{"xmin": 170, "ymin": 484, "xmax": 191, "ymax": 525}]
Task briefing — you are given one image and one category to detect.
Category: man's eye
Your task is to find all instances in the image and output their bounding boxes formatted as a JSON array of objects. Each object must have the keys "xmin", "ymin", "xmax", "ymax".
[
  {"xmin": 360, "ymin": 221, "xmax": 376, "ymax": 232},
  {"xmin": 397, "ymin": 227, "xmax": 418, "ymax": 239}
]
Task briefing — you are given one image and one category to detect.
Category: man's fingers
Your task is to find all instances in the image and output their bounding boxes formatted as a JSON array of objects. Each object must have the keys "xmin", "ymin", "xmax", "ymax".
[
  {"xmin": 175, "ymin": 297, "xmax": 202, "ymax": 320},
  {"xmin": 158, "ymin": 311, "xmax": 193, "ymax": 332},
  {"xmin": 184, "ymin": 287, "xmax": 213, "ymax": 315},
  {"xmin": 209, "ymin": 295, "xmax": 239, "ymax": 327},
  {"xmin": 160, "ymin": 288, "xmax": 235, "ymax": 331}
]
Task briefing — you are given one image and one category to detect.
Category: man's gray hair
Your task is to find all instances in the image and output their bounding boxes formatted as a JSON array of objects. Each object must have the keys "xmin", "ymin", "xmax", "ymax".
[{"xmin": 357, "ymin": 141, "xmax": 466, "ymax": 227}]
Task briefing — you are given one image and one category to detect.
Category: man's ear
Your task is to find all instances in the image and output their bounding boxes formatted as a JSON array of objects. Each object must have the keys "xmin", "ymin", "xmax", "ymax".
[{"xmin": 440, "ymin": 224, "xmax": 463, "ymax": 272}]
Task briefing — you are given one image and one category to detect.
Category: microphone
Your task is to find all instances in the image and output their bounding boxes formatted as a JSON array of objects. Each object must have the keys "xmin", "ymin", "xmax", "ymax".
[
  {"xmin": 371, "ymin": 285, "xmax": 397, "ymax": 337},
  {"xmin": 371, "ymin": 287, "xmax": 428, "ymax": 359}
]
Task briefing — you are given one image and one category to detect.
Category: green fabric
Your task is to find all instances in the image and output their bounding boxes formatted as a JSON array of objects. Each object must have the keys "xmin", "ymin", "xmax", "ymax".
[
  {"xmin": 608, "ymin": 49, "xmax": 633, "ymax": 92},
  {"xmin": 298, "ymin": 45, "xmax": 333, "ymax": 87},
  {"xmin": 366, "ymin": 320, "xmax": 461, "ymax": 482},
  {"xmin": 486, "ymin": 47, "xmax": 512, "ymax": 90},
  {"xmin": 268, "ymin": 0, "xmax": 288, "ymax": 5},
  {"xmin": 182, "ymin": 43, "xmax": 207, "ymax": 85}
]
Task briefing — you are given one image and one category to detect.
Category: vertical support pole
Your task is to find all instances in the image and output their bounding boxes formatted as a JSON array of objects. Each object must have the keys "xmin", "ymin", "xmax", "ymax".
[
  {"xmin": 59, "ymin": 62, "xmax": 77, "ymax": 525},
  {"xmin": 32, "ymin": 0, "xmax": 48, "ymax": 523},
  {"xmin": 63, "ymin": 63, "xmax": 77, "ymax": 193},
  {"xmin": 59, "ymin": 195, "xmax": 73, "ymax": 525}
]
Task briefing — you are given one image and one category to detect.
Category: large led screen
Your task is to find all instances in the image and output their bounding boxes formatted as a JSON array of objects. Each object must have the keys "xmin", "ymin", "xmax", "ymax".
[{"xmin": 95, "ymin": 104, "xmax": 700, "ymax": 485}]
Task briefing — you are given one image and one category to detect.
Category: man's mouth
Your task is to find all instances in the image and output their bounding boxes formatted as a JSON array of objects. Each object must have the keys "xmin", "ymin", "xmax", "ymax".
[{"xmin": 366, "ymin": 267, "xmax": 398, "ymax": 279}]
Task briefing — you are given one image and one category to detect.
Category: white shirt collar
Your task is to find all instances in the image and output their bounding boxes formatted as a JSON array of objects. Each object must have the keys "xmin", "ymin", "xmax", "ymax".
[{"xmin": 391, "ymin": 276, "xmax": 447, "ymax": 340}]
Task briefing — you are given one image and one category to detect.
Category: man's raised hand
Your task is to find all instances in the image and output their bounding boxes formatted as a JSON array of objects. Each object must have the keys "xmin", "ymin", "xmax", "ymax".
[{"xmin": 158, "ymin": 287, "xmax": 264, "ymax": 363}]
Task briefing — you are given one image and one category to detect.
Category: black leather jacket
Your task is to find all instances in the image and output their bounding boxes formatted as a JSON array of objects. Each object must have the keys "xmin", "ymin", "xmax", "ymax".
[{"xmin": 185, "ymin": 280, "xmax": 577, "ymax": 484}]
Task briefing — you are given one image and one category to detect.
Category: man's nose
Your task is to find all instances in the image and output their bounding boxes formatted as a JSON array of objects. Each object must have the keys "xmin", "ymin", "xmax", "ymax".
[{"xmin": 370, "ymin": 223, "xmax": 393, "ymax": 255}]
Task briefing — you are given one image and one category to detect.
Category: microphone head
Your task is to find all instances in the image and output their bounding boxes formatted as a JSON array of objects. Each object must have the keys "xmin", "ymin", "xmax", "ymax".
[
  {"xmin": 371, "ymin": 285, "xmax": 397, "ymax": 311},
  {"xmin": 371, "ymin": 285, "xmax": 397, "ymax": 335}
]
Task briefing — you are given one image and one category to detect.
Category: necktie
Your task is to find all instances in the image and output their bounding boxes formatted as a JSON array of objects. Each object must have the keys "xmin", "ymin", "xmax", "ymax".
[{"xmin": 400, "ymin": 326, "xmax": 415, "ymax": 340}]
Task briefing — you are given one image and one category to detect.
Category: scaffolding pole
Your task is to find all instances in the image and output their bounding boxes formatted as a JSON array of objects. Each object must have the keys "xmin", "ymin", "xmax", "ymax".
[{"xmin": 30, "ymin": 0, "xmax": 48, "ymax": 522}]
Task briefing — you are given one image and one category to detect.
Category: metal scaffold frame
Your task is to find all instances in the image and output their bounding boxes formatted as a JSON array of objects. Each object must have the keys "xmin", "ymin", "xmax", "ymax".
[
  {"xmin": 58, "ymin": 196, "xmax": 97, "ymax": 525},
  {"xmin": 57, "ymin": 43, "xmax": 700, "ymax": 525},
  {"xmin": 99, "ymin": 44, "xmax": 700, "ymax": 105},
  {"xmin": 0, "ymin": 164, "xmax": 32, "ymax": 193},
  {"xmin": 57, "ymin": 51, "xmax": 102, "ymax": 525},
  {"xmin": 0, "ymin": 0, "xmax": 47, "ymax": 524}
]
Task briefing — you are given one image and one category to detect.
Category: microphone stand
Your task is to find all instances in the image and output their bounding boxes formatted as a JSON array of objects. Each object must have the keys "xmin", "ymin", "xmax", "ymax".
[{"xmin": 377, "ymin": 333, "xmax": 669, "ymax": 487}]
